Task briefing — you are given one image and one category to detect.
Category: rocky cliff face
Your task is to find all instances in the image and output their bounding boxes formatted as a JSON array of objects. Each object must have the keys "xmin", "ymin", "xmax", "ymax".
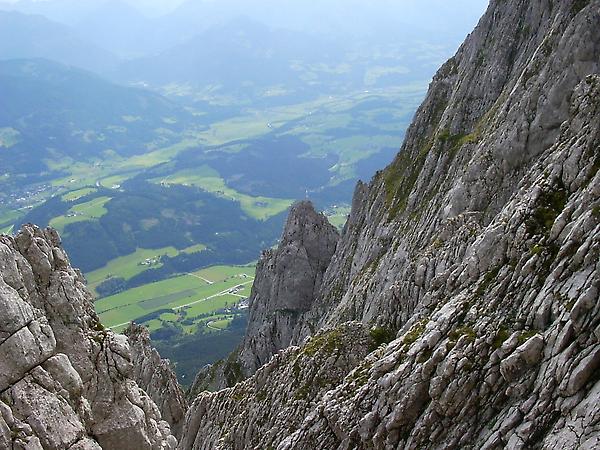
[
  {"xmin": 126, "ymin": 324, "xmax": 188, "ymax": 438},
  {"xmin": 180, "ymin": 0, "xmax": 600, "ymax": 449},
  {"xmin": 0, "ymin": 225, "xmax": 177, "ymax": 450},
  {"xmin": 294, "ymin": 0, "xmax": 600, "ymax": 339},
  {"xmin": 191, "ymin": 201, "xmax": 340, "ymax": 393},
  {"xmin": 237, "ymin": 201, "xmax": 339, "ymax": 375},
  {"xmin": 180, "ymin": 323, "xmax": 374, "ymax": 450}
]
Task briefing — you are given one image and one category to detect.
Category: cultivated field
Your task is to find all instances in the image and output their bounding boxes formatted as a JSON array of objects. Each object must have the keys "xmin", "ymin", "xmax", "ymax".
[
  {"xmin": 86, "ymin": 246, "xmax": 181, "ymax": 291},
  {"xmin": 49, "ymin": 196, "xmax": 112, "ymax": 232},
  {"xmin": 95, "ymin": 264, "xmax": 255, "ymax": 332}
]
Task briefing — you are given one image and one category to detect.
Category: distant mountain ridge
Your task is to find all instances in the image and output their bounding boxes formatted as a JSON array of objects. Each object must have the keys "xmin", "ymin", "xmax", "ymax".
[
  {"xmin": 117, "ymin": 17, "xmax": 344, "ymax": 93},
  {"xmin": 0, "ymin": 58, "xmax": 189, "ymax": 175},
  {"xmin": 0, "ymin": 10, "xmax": 119, "ymax": 74}
]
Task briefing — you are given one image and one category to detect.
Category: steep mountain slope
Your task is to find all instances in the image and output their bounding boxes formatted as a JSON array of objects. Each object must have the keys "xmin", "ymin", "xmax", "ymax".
[
  {"xmin": 294, "ymin": 0, "xmax": 600, "ymax": 338},
  {"xmin": 181, "ymin": 323, "xmax": 374, "ymax": 450},
  {"xmin": 0, "ymin": 225, "xmax": 177, "ymax": 449},
  {"xmin": 180, "ymin": 0, "xmax": 600, "ymax": 448},
  {"xmin": 0, "ymin": 58, "xmax": 190, "ymax": 175}
]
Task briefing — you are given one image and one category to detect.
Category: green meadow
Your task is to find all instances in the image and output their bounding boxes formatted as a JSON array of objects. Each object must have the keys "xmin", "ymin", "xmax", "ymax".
[
  {"xmin": 2, "ymin": 85, "xmax": 426, "ymax": 341},
  {"xmin": 86, "ymin": 246, "xmax": 180, "ymax": 290},
  {"xmin": 208, "ymin": 317, "xmax": 234, "ymax": 330},
  {"xmin": 154, "ymin": 165, "xmax": 293, "ymax": 220},
  {"xmin": 325, "ymin": 205, "xmax": 352, "ymax": 230},
  {"xmin": 86, "ymin": 244, "xmax": 209, "ymax": 293},
  {"xmin": 96, "ymin": 264, "xmax": 255, "ymax": 333},
  {"xmin": 0, "ymin": 209, "xmax": 23, "ymax": 232},
  {"xmin": 49, "ymin": 196, "xmax": 112, "ymax": 232}
]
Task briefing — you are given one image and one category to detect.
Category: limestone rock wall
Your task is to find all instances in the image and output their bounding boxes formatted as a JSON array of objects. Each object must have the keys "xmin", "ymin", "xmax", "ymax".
[
  {"xmin": 0, "ymin": 225, "xmax": 177, "ymax": 450},
  {"xmin": 126, "ymin": 323, "xmax": 188, "ymax": 438},
  {"xmin": 180, "ymin": 323, "xmax": 374, "ymax": 450},
  {"xmin": 296, "ymin": 0, "xmax": 600, "ymax": 339},
  {"xmin": 280, "ymin": 72, "xmax": 600, "ymax": 449},
  {"xmin": 180, "ymin": 1, "xmax": 600, "ymax": 449}
]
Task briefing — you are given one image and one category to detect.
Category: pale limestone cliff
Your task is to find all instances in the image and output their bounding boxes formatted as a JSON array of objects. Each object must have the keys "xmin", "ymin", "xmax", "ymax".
[
  {"xmin": 180, "ymin": 1, "xmax": 600, "ymax": 449},
  {"xmin": 126, "ymin": 323, "xmax": 188, "ymax": 438},
  {"xmin": 0, "ymin": 225, "xmax": 177, "ymax": 450}
]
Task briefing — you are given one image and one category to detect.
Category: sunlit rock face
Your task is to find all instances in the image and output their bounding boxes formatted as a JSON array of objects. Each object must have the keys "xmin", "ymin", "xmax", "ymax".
[
  {"xmin": 0, "ymin": 225, "xmax": 177, "ymax": 450},
  {"xmin": 180, "ymin": 1, "xmax": 600, "ymax": 449}
]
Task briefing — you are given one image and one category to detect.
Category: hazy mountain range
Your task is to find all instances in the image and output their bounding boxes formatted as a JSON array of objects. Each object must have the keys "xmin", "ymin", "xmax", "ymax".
[{"xmin": 0, "ymin": 0, "xmax": 489, "ymax": 58}]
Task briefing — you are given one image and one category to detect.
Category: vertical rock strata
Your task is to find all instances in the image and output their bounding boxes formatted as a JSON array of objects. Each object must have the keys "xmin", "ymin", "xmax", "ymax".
[
  {"xmin": 0, "ymin": 225, "xmax": 177, "ymax": 450},
  {"xmin": 181, "ymin": 1, "xmax": 600, "ymax": 449},
  {"xmin": 126, "ymin": 323, "xmax": 188, "ymax": 438},
  {"xmin": 237, "ymin": 200, "xmax": 340, "ymax": 375}
]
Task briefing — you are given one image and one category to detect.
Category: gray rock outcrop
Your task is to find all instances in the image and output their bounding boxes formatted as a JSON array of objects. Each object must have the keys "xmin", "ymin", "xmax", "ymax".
[
  {"xmin": 0, "ymin": 225, "xmax": 177, "ymax": 450},
  {"xmin": 238, "ymin": 200, "xmax": 339, "ymax": 375},
  {"xmin": 180, "ymin": 322, "xmax": 374, "ymax": 450},
  {"xmin": 126, "ymin": 323, "xmax": 188, "ymax": 438},
  {"xmin": 180, "ymin": 0, "xmax": 600, "ymax": 449},
  {"xmin": 192, "ymin": 200, "xmax": 340, "ymax": 393}
]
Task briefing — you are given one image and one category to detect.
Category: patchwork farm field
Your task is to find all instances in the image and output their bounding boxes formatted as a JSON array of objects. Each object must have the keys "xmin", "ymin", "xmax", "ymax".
[
  {"xmin": 49, "ymin": 196, "xmax": 112, "ymax": 232},
  {"xmin": 95, "ymin": 264, "xmax": 255, "ymax": 333},
  {"xmin": 85, "ymin": 246, "xmax": 181, "ymax": 292}
]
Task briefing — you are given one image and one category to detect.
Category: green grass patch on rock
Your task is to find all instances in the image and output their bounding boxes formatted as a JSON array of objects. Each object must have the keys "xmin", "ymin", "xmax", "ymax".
[{"xmin": 369, "ymin": 326, "xmax": 396, "ymax": 351}]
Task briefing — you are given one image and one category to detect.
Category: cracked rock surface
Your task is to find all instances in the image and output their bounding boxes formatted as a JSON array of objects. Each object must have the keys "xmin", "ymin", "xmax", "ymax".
[
  {"xmin": 180, "ymin": 1, "xmax": 600, "ymax": 449},
  {"xmin": 0, "ymin": 225, "xmax": 177, "ymax": 450},
  {"xmin": 180, "ymin": 323, "xmax": 374, "ymax": 450},
  {"xmin": 126, "ymin": 323, "xmax": 188, "ymax": 438},
  {"xmin": 190, "ymin": 200, "xmax": 340, "ymax": 393},
  {"xmin": 237, "ymin": 200, "xmax": 339, "ymax": 376}
]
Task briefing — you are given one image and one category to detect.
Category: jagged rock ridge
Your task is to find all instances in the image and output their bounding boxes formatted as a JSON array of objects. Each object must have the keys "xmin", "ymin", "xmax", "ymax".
[
  {"xmin": 190, "ymin": 200, "xmax": 339, "ymax": 393},
  {"xmin": 180, "ymin": 0, "xmax": 600, "ymax": 449},
  {"xmin": 237, "ymin": 200, "xmax": 339, "ymax": 374},
  {"xmin": 180, "ymin": 322, "xmax": 374, "ymax": 450},
  {"xmin": 0, "ymin": 225, "xmax": 178, "ymax": 450}
]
